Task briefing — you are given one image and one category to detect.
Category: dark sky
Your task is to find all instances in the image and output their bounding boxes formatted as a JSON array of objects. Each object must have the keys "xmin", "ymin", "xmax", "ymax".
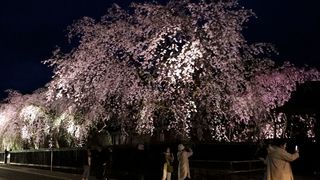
[{"xmin": 0, "ymin": 0, "xmax": 319, "ymax": 100}]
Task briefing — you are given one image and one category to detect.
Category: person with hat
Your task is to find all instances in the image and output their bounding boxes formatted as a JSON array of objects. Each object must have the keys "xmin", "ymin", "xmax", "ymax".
[{"xmin": 177, "ymin": 144, "xmax": 193, "ymax": 180}]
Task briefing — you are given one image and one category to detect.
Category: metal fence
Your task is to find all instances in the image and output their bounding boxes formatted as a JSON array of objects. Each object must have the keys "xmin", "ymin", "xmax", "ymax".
[
  {"xmin": 0, "ymin": 148, "xmax": 265, "ymax": 179},
  {"xmin": 190, "ymin": 159, "xmax": 265, "ymax": 180},
  {"xmin": 0, "ymin": 148, "xmax": 84, "ymax": 173},
  {"xmin": 0, "ymin": 142, "xmax": 318, "ymax": 179}
]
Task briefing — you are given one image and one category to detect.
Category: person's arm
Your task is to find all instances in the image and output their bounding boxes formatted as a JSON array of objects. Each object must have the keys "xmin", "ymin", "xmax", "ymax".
[
  {"xmin": 170, "ymin": 153, "xmax": 174, "ymax": 162},
  {"xmin": 88, "ymin": 155, "xmax": 91, "ymax": 166},
  {"xmin": 280, "ymin": 149, "xmax": 299, "ymax": 162}
]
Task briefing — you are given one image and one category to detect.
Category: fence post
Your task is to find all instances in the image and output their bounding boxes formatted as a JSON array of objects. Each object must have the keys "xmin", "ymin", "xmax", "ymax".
[
  {"xmin": 49, "ymin": 138, "xmax": 53, "ymax": 171},
  {"xmin": 249, "ymin": 161, "xmax": 252, "ymax": 179}
]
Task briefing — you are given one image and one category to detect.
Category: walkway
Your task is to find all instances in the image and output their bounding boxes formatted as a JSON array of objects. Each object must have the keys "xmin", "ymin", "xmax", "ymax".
[{"xmin": 0, "ymin": 164, "xmax": 317, "ymax": 180}]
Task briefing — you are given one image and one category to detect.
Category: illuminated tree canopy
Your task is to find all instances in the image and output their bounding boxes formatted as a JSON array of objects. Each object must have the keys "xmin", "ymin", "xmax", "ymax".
[
  {"xmin": 44, "ymin": 0, "xmax": 319, "ymax": 140},
  {"xmin": 0, "ymin": 0, "xmax": 319, "ymax": 149},
  {"xmin": 0, "ymin": 89, "xmax": 80, "ymax": 149}
]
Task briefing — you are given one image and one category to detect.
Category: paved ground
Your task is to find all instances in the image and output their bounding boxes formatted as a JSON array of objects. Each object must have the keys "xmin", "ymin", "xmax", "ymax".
[
  {"xmin": 0, "ymin": 165, "xmax": 82, "ymax": 180},
  {"xmin": 295, "ymin": 175, "xmax": 317, "ymax": 180},
  {"xmin": 0, "ymin": 164, "xmax": 318, "ymax": 180}
]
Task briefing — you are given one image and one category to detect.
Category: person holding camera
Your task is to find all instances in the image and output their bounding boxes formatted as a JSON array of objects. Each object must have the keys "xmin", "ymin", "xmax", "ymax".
[
  {"xmin": 263, "ymin": 139, "xmax": 299, "ymax": 180},
  {"xmin": 177, "ymin": 144, "xmax": 193, "ymax": 180}
]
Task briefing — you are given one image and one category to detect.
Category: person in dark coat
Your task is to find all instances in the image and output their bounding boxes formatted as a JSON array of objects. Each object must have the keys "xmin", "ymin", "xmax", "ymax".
[
  {"xmin": 4, "ymin": 149, "xmax": 9, "ymax": 164},
  {"xmin": 134, "ymin": 143, "xmax": 146, "ymax": 180},
  {"xmin": 94, "ymin": 146, "xmax": 107, "ymax": 180}
]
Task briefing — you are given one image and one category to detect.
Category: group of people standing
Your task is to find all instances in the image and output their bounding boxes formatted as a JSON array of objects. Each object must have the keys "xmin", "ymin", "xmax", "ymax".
[
  {"xmin": 82, "ymin": 143, "xmax": 193, "ymax": 180},
  {"xmin": 162, "ymin": 144, "xmax": 193, "ymax": 180},
  {"xmin": 82, "ymin": 146, "xmax": 113, "ymax": 180},
  {"xmin": 82, "ymin": 140, "xmax": 299, "ymax": 180}
]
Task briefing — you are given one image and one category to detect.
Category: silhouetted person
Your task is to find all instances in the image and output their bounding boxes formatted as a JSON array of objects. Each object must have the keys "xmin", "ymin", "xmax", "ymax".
[
  {"xmin": 4, "ymin": 149, "xmax": 8, "ymax": 164},
  {"xmin": 134, "ymin": 143, "xmax": 146, "ymax": 180},
  {"xmin": 105, "ymin": 147, "xmax": 113, "ymax": 179},
  {"xmin": 82, "ymin": 147, "xmax": 91, "ymax": 180},
  {"xmin": 94, "ymin": 146, "xmax": 107, "ymax": 180}
]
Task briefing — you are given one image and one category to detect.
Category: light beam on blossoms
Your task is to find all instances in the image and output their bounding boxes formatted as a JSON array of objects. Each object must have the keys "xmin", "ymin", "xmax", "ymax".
[
  {"xmin": 19, "ymin": 105, "xmax": 50, "ymax": 149},
  {"xmin": 52, "ymin": 109, "xmax": 82, "ymax": 144}
]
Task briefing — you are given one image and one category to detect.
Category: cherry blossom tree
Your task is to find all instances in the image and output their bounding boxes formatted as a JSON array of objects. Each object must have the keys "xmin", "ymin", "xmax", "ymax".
[
  {"xmin": 0, "ymin": 90, "xmax": 50, "ymax": 149},
  {"xmin": 39, "ymin": 0, "xmax": 320, "ymax": 142},
  {"xmin": 0, "ymin": 90, "xmax": 27, "ymax": 149},
  {"xmin": 0, "ymin": 89, "xmax": 82, "ymax": 150},
  {"xmin": 229, "ymin": 62, "xmax": 320, "ymax": 140}
]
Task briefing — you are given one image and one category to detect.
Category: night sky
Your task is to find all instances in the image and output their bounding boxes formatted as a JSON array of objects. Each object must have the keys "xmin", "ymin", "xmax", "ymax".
[{"xmin": 0, "ymin": 0, "xmax": 319, "ymax": 100}]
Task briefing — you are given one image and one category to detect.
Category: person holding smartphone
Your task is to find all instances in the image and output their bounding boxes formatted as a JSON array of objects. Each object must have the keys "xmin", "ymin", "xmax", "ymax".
[
  {"xmin": 177, "ymin": 144, "xmax": 193, "ymax": 180},
  {"xmin": 264, "ymin": 139, "xmax": 299, "ymax": 180}
]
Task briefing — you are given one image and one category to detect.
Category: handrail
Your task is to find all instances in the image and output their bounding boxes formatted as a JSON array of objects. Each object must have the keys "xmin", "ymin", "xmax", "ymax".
[
  {"xmin": 191, "ymin": 159, "xmax": 262, "ymax": 163},
  {"xmin": 231, "ymin": 168, "xmax": 265, "ymax": 173},
  {"xmin": 190, "ymin": 159, "xmax": 265, "ymax": 175},
  {"xmin": 3, "ymin": 147, "xmax": 84, "ymax": 153},
  {"xmin": 9, "ymin": 162, "xmax": 82, "ymax": 171}
]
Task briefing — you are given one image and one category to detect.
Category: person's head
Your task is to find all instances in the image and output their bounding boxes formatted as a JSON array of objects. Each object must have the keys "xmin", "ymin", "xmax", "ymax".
[
  {"xmin": 165, "ymin": 147, "xmax": 171, "ymax": 153},
  {"xmin": 178, "ymin": 144, "xmax": 185, "ymax": 151},
  {"xmin": 274, "ymin": 139, "xmax": 287, "ymax": 149},
  {"xmin": 87, "ymin": 149, "xmax": 92, "ymax": 156},
  {"xmin": 137, "ymin": 143, "xmax": 144, "ymax": 150}
]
